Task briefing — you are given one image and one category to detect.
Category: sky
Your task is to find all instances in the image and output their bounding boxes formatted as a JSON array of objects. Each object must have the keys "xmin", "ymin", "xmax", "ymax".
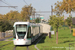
[{"xmin": 0, "ymin": 0, "xmax": 73, "ymax": 20}]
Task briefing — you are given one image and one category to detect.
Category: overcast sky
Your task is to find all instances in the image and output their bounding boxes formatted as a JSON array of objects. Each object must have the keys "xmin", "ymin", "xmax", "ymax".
[{"xmin": 0, "ymin": 0, "xmax": 73, "ymax": 20}]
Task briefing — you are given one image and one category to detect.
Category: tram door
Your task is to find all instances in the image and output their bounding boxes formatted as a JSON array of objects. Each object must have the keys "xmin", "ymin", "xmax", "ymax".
[
  {"xmin": 39, "ymin": 27, "xmax": 40, "ymax": 36},
  {"xmin": 27, "ymin": 27, "xmax": 31, "ymax": 39},
  {"xmin": 13, "ymin": 27, "xmax": 16, "ymax": 39}
]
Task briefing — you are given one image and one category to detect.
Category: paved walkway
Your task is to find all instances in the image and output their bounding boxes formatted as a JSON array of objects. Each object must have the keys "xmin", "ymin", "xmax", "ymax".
[{"xmin": 0, "ymin": 36, "xmax": 13, "ymax": 41}]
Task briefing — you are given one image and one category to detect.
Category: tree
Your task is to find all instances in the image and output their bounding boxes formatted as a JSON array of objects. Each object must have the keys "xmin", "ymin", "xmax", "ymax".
[
  {"xmin": 35, "ymin": 17, "xmax": 41, "ymax": 23},
  {"xmin": 54, "ymin": 0, "xmax": 75, "ymax": 14},
  {"xmin": 65, "ymin": 16, "xmax": 72, "ymax": 33},
  {"xmin": 0, "ymin": 20, "xmax": 13, "ymax": 32},
  {"xmin": 21, "ymin": 4, "xmax": 32, "ymax": 21},
  {"xmin": 49, "ymin": 15, "xmax": 64, "ymax": 44},
  {"xmin": 54, "ymin": 1, "xmax": 63, "ymax": 16},
  {"xmin": 0, "ymin": 14, "xmax": 4, "ymax": 21},
  {"xmin": 54, "ymin": 0, "xmax": 73, "ymax": 34},
  {"xmin": 4, "ymin": 10, "xmax": 21, "ymax": 24},
  {"xmin": 49, "ymin": 15, "xmax": 56, "ymax": 38}
]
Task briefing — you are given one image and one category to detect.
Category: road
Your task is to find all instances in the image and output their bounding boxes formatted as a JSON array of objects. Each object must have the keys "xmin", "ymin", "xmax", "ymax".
[{"xmin": 0, "ymin": 36, "xmax": 13, "ymax": 41}]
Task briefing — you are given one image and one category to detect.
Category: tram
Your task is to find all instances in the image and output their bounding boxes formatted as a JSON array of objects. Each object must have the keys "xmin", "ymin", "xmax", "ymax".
[{"xmin": 13, "ymin": 22, "xmax": 42, "ymax": 45}]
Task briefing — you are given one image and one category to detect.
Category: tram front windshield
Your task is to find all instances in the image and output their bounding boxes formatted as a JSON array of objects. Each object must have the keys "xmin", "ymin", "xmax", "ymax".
[{"xmin": 16, "ymin": 24, "xmax": 27, "ymax": 39}]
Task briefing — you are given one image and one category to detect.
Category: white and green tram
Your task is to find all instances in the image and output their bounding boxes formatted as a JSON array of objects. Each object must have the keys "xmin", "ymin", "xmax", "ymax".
[{"xmin": 13, "ymin": 22, "xmax": 42, "ymax": 45}]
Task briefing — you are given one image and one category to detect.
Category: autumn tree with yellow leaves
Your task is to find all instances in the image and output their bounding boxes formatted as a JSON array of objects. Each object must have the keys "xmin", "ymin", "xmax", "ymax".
[
  {"xmin": 0, "ymin": 4, "xmax": 33, "ymax": 32},
  {"xmin": 54, "ymin": 0, "xmax": 74, "ymax": 14},
  {"xmin": 54, "ymin": 0, "xmax": 74, "ymax": 34},
  {"xmin": 21, "ymin": 4, "xmax": 32, "ymax": 21}
]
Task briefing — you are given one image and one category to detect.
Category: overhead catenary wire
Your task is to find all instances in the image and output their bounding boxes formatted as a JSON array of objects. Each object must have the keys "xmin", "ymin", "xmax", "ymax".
[
  {"xmin": 0, "ymin": 0, "xmax": 11, "ymax": 6},
  {"xmin": 23, "ymin": 0, "xmax": 28, "ymax": 5},
  {"xmin": 35, "ymin": 11, "xmax": 51, "ymax": 13},
  {"xmin": 0, "ymin": 0, "xmax": 18, "ymax": 9}
]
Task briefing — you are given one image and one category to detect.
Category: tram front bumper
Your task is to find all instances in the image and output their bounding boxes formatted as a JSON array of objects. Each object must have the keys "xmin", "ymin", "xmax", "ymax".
[{"xmin": 13, "ymin": 39, "xmax": 31, "ymax": 45}]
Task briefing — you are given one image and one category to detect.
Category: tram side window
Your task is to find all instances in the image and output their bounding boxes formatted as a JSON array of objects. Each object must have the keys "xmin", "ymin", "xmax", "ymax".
[
  {"xmin": 27, "ymin": 27, "xmax": 31, "ymax": 38},
  {"xmin": 13, "ymin": 27, "xmax": 16, "ymax": 38}
]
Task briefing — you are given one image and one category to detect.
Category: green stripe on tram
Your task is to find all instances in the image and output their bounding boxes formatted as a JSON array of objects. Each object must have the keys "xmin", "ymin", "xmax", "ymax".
[
  {"xmin": 13, "ymin": 38, "xmax": 15, "ymax": 40},
  {"xmin": 27, "ymin": 38, "xmax": 31, "ymax": 40}
]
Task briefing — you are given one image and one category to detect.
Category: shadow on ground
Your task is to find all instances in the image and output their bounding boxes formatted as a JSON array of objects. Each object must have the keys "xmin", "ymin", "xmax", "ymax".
[
  {"xmin": 31, "ymin": 33, "xmax": 47, "ymax": 45},
  {"xmin": 59, "ymin": 39, "xmax": 75, "ymax": 44}
]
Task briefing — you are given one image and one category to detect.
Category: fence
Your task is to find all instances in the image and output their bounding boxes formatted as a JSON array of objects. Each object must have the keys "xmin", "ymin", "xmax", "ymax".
[{"xmin": 0, "ymin": 30, "xmax": 13, "ymax": 39}]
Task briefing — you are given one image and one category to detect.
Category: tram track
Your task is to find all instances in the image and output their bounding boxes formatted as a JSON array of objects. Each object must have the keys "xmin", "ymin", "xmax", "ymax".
[
  {"xmin": 0, "ymin": 42, "xmax": 12, "ymax": 48},
  {"xmin": 0, "ymin": 34, "xmax": 46, "ymax": 50},
  {"xmin": 13, "ymin": 45, "xmax": 29, "ymax": 50},
  {"xmin": 13, "ymin": 45, "xmax": 16, "ymax": 50},
  {"xmin": 13, "ymin": 35, "xmax": 44, "ymax": 50}
]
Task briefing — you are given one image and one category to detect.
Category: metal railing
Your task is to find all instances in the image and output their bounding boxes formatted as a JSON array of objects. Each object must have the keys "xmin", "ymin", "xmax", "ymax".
[{"xmin": 0, "ymin": 32, "xmax": 13, "ymax": 38}]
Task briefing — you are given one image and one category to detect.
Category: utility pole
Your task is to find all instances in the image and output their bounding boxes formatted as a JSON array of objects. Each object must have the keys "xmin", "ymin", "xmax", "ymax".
[
  {"xmin": 32, "ymin": 8, "xmax": 35, "ymax": 23},
  {"xmin": 23, "ymin": 7, "xmax": 32, "ymax": 22},
  {"xmin": 29, "ymin": 7, "xmax": 32, "ymax": 22},
  {"xmin": 31, "ymin": 11, "xmax": 51, "ymax": 23},
  {"xmin": 51, "ymin": 5, "xmax": 53, "ymax": 16}
]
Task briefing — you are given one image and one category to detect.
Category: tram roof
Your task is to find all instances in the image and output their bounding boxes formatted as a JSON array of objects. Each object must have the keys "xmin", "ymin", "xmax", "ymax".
[
  {"xmin": 30, "ymin": 23, "xmax": 41, "ymax": 27},
  {"xmin": 13, "ymin": 22, "xmax": 41, "ymax": 27},
  {"xmin": 13, "ymin": 22, "xmax": 29, "ymax": 26}
]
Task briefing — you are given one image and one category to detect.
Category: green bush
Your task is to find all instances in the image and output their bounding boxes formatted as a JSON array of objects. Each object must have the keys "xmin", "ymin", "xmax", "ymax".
[{"xmin": 0, "ymin": 21, "xmax": 13, "ymax": 32}]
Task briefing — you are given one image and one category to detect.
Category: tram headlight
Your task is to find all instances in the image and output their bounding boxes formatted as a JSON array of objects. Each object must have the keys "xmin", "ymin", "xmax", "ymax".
[{"xmin": 24, "ymin": 39, "xmax": 25, "ymax": 40}]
